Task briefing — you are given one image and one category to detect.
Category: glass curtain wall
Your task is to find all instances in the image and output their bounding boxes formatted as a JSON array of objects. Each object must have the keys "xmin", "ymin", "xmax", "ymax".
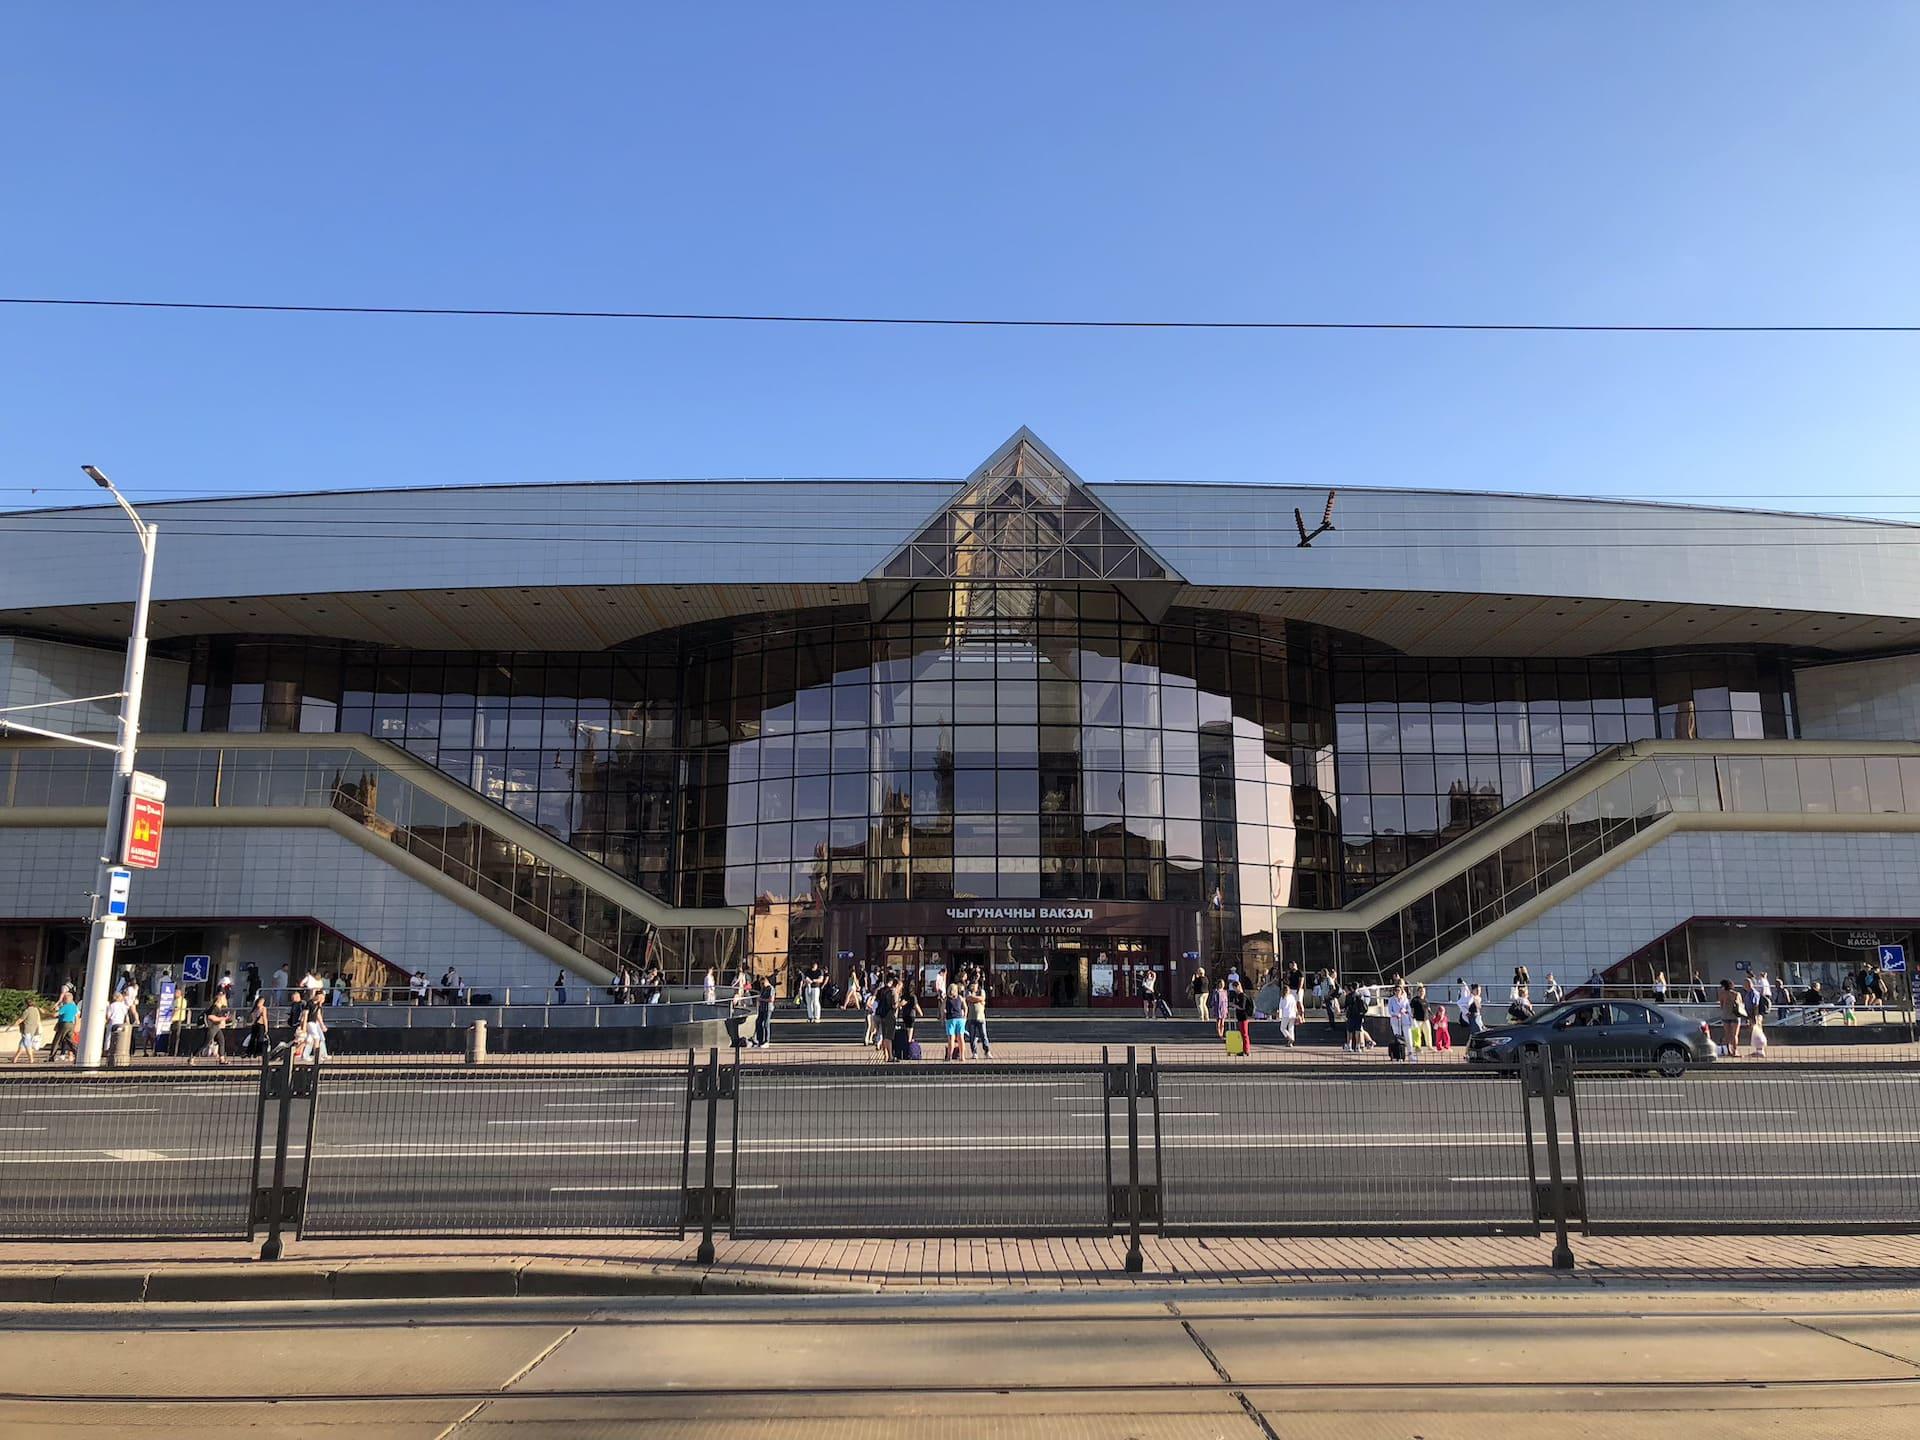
[{"xmin": 1330, "ymin": 652, "xmax": 1796, "ymax": 898}]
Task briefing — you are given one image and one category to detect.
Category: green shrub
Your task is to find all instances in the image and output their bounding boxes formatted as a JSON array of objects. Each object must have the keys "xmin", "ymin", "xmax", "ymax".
[{"xmin": 0, "ymin": 989, "xmax": 57, "ymax": 1027}]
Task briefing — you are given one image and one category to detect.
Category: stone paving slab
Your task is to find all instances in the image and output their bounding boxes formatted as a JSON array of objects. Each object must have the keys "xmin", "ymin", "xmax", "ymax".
[
  {"xmin": 4, "ymin": 1229, "xmax": 1920, "ymax": 1297},
  {"xmin": 1196, "ymin": 1311, "xmax": 1920, "ymax": 1385}
]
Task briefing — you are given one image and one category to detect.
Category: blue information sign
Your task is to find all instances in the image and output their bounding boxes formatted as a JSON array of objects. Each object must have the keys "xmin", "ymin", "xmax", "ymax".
[
  {"xmin": 181, "ymin": 954, "xmax": 210, "ymax": 984},
  {"xmin": 1880, "ymin": 944, "xmax": 1907, "ymax": 973}
]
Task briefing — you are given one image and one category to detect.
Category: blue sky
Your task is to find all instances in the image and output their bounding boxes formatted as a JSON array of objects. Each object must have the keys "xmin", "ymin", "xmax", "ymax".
[{"xmin": 3, "ymin": 2, "xmax": 1918, "ymax": 513}]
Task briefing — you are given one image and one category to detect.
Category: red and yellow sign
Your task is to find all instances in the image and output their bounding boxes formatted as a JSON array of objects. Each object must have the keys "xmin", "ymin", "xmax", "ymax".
[{"xmin": 125, "ymin": 795, "xmax": 165, "ymax": 869}]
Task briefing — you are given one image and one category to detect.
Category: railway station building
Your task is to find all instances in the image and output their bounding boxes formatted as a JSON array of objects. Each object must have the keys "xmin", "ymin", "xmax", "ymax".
[{"xmin": 3, "ymin": 429, "xmax": 1918, "ymax": 1004}]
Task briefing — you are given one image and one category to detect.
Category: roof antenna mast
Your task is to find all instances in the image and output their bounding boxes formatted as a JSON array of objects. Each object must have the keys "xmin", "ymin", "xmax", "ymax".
[{"xmin": 1295, "ymin": 490, "xmax": 1338, "ymax": 547}]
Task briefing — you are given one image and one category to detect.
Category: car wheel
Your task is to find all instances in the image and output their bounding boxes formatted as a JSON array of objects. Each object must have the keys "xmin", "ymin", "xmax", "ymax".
[{"xmin": 1656, "ymin": 1044, "xmax": 1688, "ymax": 1078}]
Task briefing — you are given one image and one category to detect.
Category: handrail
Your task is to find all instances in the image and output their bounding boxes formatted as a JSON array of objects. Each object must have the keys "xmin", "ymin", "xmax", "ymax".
[
  {"xmin": 1308, "ymin": 739, "xmax": 1920, "ymax": 983},
  {"xmin": 0, "ymin": 732, "xmax": 746, "ymax": 983}
]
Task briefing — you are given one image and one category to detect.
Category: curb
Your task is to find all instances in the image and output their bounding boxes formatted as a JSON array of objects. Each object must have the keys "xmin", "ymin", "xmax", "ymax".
[{"xmin": 0, "ymin": 1259, "xmax": 881, "ymax": 1305}]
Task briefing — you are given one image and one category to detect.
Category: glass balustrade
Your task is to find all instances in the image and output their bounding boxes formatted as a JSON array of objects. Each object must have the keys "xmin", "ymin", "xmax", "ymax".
[{"xmin": 0, "ymin": 740, "xmax": 743, "ymax": 978}]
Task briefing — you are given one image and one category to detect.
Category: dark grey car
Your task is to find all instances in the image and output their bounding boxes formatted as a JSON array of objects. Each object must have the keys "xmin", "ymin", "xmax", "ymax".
[{"xmin": 1465, "ymin": 999, "xmax": 1718, "ymax": 1077}]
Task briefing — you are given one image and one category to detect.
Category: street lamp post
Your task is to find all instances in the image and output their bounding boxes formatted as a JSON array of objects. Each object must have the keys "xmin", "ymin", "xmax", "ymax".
[{"xmin": 75, "ymin": 465, "xmax": 159, "ymax": 1070}]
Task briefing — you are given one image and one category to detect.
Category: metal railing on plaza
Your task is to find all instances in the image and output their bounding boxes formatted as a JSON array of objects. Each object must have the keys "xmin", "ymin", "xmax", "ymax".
[{"xmin": 3, "ymin": 1045, "xmax": 1918, "ymax": 1264}]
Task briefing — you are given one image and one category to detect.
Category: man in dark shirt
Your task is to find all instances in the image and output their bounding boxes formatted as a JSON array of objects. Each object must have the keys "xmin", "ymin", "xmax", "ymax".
[
  {"xmin": 1342, "ymin": 985, "xmax": 1368, "ymax": 1053},
  {"xmin": 754, "ymin": 975, "xmax": 775, "ymax": 1049}
]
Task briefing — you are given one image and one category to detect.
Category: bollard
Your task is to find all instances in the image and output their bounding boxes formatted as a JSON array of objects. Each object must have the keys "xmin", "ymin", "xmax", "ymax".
[
  {"xmin": 465, "ymin": 1019, "xmax": 487, "ymax": 1066},
  {"xmin": 110, "ymin": 1023, "xmax": 133, "ymax": 1069}
]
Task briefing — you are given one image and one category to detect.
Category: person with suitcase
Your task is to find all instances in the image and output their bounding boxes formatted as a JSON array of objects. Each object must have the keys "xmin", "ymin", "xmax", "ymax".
[
  {"xmin": 1386, "ymin": 982, "xmax": 1413, "ymax": 1062},
  {"xmin": 893, "ymin": 985, "xmax": 920, "ymax": 1062}
]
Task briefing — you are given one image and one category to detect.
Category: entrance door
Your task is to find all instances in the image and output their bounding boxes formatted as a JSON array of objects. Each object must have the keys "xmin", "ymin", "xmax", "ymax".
[{"xmin": 1046, "ymin": 948, "xmax": 1085, "ymax": 1007}]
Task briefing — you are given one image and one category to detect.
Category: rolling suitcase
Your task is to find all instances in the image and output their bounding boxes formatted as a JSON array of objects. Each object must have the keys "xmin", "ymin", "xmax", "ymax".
[
  {"xmin": 1388, "ymin": 1035, "xmax": 1407, "ymax": 1061},
  {"xmin": 907, "ymin": 1040, "xmax": 924, "ymax": 1061},
  {"xmin": 1224, "ymin": 1029, "xmax": 1247, "ymax": 1056}
]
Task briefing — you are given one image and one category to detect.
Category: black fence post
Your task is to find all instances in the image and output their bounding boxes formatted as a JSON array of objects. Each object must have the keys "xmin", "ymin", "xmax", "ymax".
[
  {"xmin": 696, "ymin": 1046, "xmax": 721, "ymax": 1265},
  {"xmin": 1124, "ymin": 1045, "xmax": 1144, "ymax": 1273},
  {"xmin": 1538, "ymin": 1046, "xmax": 1576, "ymax": 1271},
  {"xmin": 258, "ymin": 1044, "xmax": 299, "ymax": 1261}
]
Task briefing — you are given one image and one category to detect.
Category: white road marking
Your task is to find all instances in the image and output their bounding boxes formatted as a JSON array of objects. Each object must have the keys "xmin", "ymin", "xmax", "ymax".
[
  {"xmin": 549, "ymin": 1184, "xmax": 780, "ymax": 1193},
  {"xmin": 104, "ymin": 1148, "xmax": 168, "ymax": 1161},
  {"xmin": 0, "ymin": 1126, "xmax": 48, "ymax": 1132},
  {"xmin": 541, "ymin": 1101, "xmax": 680, "ymax": 1108},
  {"xmin": 21, "ymin": 1107, "xmax": 162, "ymax": 1115},
  {"xmin": 487, "ymin": 1118, "xmax": 639, "ymax": 1126},
  {"xmin": 1648, "ymin": 1109, "xmax": 1796, "ymax": 1116}
]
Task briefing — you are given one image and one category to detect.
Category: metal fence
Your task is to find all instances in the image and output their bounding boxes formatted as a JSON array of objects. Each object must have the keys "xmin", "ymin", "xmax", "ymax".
[
  {"xmin": 1563, "ymin": 1059, "xmax": 1920, "ymax": 1234},
  {"xmin": 730, "ymin": 1061, "xmax": 1115, "ymax": 1237},
  {"xmin": 1155, "ymin": 1062, "xmax": 1538, "ymax": 1234},
  {"xmin": 3, "ymin": 1049, "xmax": 1918, "ymax": 1261},
  {"xmin": 0, "ymin": 1069, "xmax": 257, "ymax": 1239},
  {"xmin": 301, "ymin": 1059, "xmax": 694, "ymax": 1238}
]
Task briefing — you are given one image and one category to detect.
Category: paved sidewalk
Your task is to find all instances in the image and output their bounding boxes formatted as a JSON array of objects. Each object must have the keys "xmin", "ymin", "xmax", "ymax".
[
  {"xmin": 5, "ymin": 1287, "xmax": 1920, "ymax": 1436},
  {"xmin": 6, "ymin": 1229, "xmax": 1920, "ymax": 1298}
]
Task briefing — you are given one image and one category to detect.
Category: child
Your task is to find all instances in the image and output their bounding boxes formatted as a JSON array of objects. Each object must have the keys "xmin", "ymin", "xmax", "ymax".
[
  {"xmin": 1842, "ymin": 988, "xmax": 1857, "ymax": 1025},
  {"xmin": 1750, "ymin": 1009, "xmax": 1768, "ymax": 1058},
  {"xmin": 1432, "ymin": 1004, "xmax": 1452, "ymax": 1052}
]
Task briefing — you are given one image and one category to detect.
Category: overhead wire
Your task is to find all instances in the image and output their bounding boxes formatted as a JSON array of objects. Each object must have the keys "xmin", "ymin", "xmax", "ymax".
[{"xmin": 5, "ymin": 295, "xmax": 1920, "ymax": 332}]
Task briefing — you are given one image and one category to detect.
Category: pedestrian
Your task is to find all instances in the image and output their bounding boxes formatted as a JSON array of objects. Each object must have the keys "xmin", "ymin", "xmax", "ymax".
[
  {"xmin": 1342, "ymin": 983, "xmax": 1368, "ymax": 1053},
  {"xmin": 270, "ymin": 964, "xmax": 290, "ymax": 1006},
  {"xmin": 1386, "ymin": 982, "xmax": 1412, "ymax": 1062},
  {"xmin": 330, "ymin": 973, "xmax": 350, "ymax": 1007},
  {"xmin": 1750, "ymin": 998, "xmax": 1769, "ymax": 1058},
  {"xmin": 942, "ymin": 980, "xmax": 967, "ymax": 1061},
  {"xmin": 1544, "ymin": 974, "xmax": 1563, "ymax": 1005},
  {"xmin": 51, "ymin": 988, "xmax": 79, "ymax": 1061},
  {"xmin": 1455, "ymin": 975, "xmax": 1473, "ymax": 1026},
  {"xmin": 1211, "ymin": 979, "xmax": 1229, "ymax": 1038},
  {"xmin": 197, "ymin": 986, "xmax": 232, "ymax": 1066},
  {"xmin": 298, "ymin": 993, "xmax": 329, "ymax": 1063},
  {"xmin": 409, "ymin": 969, "xmax": 428, "ymax": 1006},
  {"xmin": 105, "ymin": 987, "xmax": 132, "ymax": 1059},
  {"xmin": 1190, "ymin": 968, "xmax": 1209, "ymax": 1022},
  {"xmin": 754, "ymin": 973, "xmax": 775, "ymax": 1049},
  {"xmin": 871, "ymin": 973, "xmax": 895, "ymax": 1052},
  {"xmin": 1432, "ymin": 1002, "xmax": 1452, "ymax": 1052},
  {"xmin": 1465, "ymin": 984, "xmax": 1485, "ymax": 1039},
  {"xmin": 803, "ymin": 964, "xmax": 823, "ymax": 1023},
  {"xmin": 1409, "ymin": 984, "xmax": 1430, "ymax": 1053},
  {"xmin": 1841, "ymin": 985, "xmax": 1857, "ymax": 1025},
  {"xmin": 1275, "ymin": 982, "xmax": 1299, "ymax": 1047},
  {"xmin": 1140, "ymin": 966, "xmax": 1159, "ymax": 1019},
  {"xmin": 1651, "ymin": 969, "xmax": 1668, "ymax": 1005},
  {"xmin": 702, "ymin": 966, "xmax": 717, "ymax": 1005},
  {"xmin": 439, "ymin": 966, "xmax": 463, "ymax": 1004},
  {"xmin": 554, "ymin": 970, "xmax": 568, "ymax": 1006},
  {"xmin": 243, "ymin": 962, "xmax": 261, "ymax": 1005},
  {"xmin": 894, "ymin": 982, "xmax": 920, "ymax": 1062},
  {"xmin": 1505, "ymin": 983, "xmax": 1536, "ymax": 1029},
  {"xmin": 1232, "ymin": 981, "xmax": 1254, "ymax": 1055},
  {"xmin": 964, "ymin": 971, "xmax": 992, "ymax": 1059},
  {"xmin": 246, "ymin": 990, "xmax": 270, "ymax": 1057},
  {"xmin": 1717, "ymin": 978, "xmax": 1745, "ymax": 1056},
  {"xmin": 11, "ymin": 997, "xmax": 41, "ymax": 1063}
]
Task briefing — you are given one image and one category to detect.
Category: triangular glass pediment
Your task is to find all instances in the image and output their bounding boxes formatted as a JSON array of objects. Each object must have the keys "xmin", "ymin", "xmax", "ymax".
[{"xmin": 870, "ymin": 428, "xmax": 1184, "ymax": 584}]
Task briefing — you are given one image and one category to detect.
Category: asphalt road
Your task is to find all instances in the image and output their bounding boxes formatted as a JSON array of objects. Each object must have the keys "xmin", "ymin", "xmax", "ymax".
[{"xmin": 3, "ymin": 1064, "xmax": 1918, "ymax": 1237}]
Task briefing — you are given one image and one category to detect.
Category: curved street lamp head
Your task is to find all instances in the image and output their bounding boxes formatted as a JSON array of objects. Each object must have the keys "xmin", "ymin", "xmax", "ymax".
[{"xmin": 81, "ymin": 464, "xmax": 113, "ymax": 490}]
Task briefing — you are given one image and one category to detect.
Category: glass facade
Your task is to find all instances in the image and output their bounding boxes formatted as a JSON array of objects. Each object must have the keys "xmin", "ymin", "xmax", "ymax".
[
  {"xmin": 1332, "ymin": 653, "xmax": 1795, "ymax": 897},
  {"xmin": 178, "ymin": 613, "xmax": 1803, "ymax": 986}
]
